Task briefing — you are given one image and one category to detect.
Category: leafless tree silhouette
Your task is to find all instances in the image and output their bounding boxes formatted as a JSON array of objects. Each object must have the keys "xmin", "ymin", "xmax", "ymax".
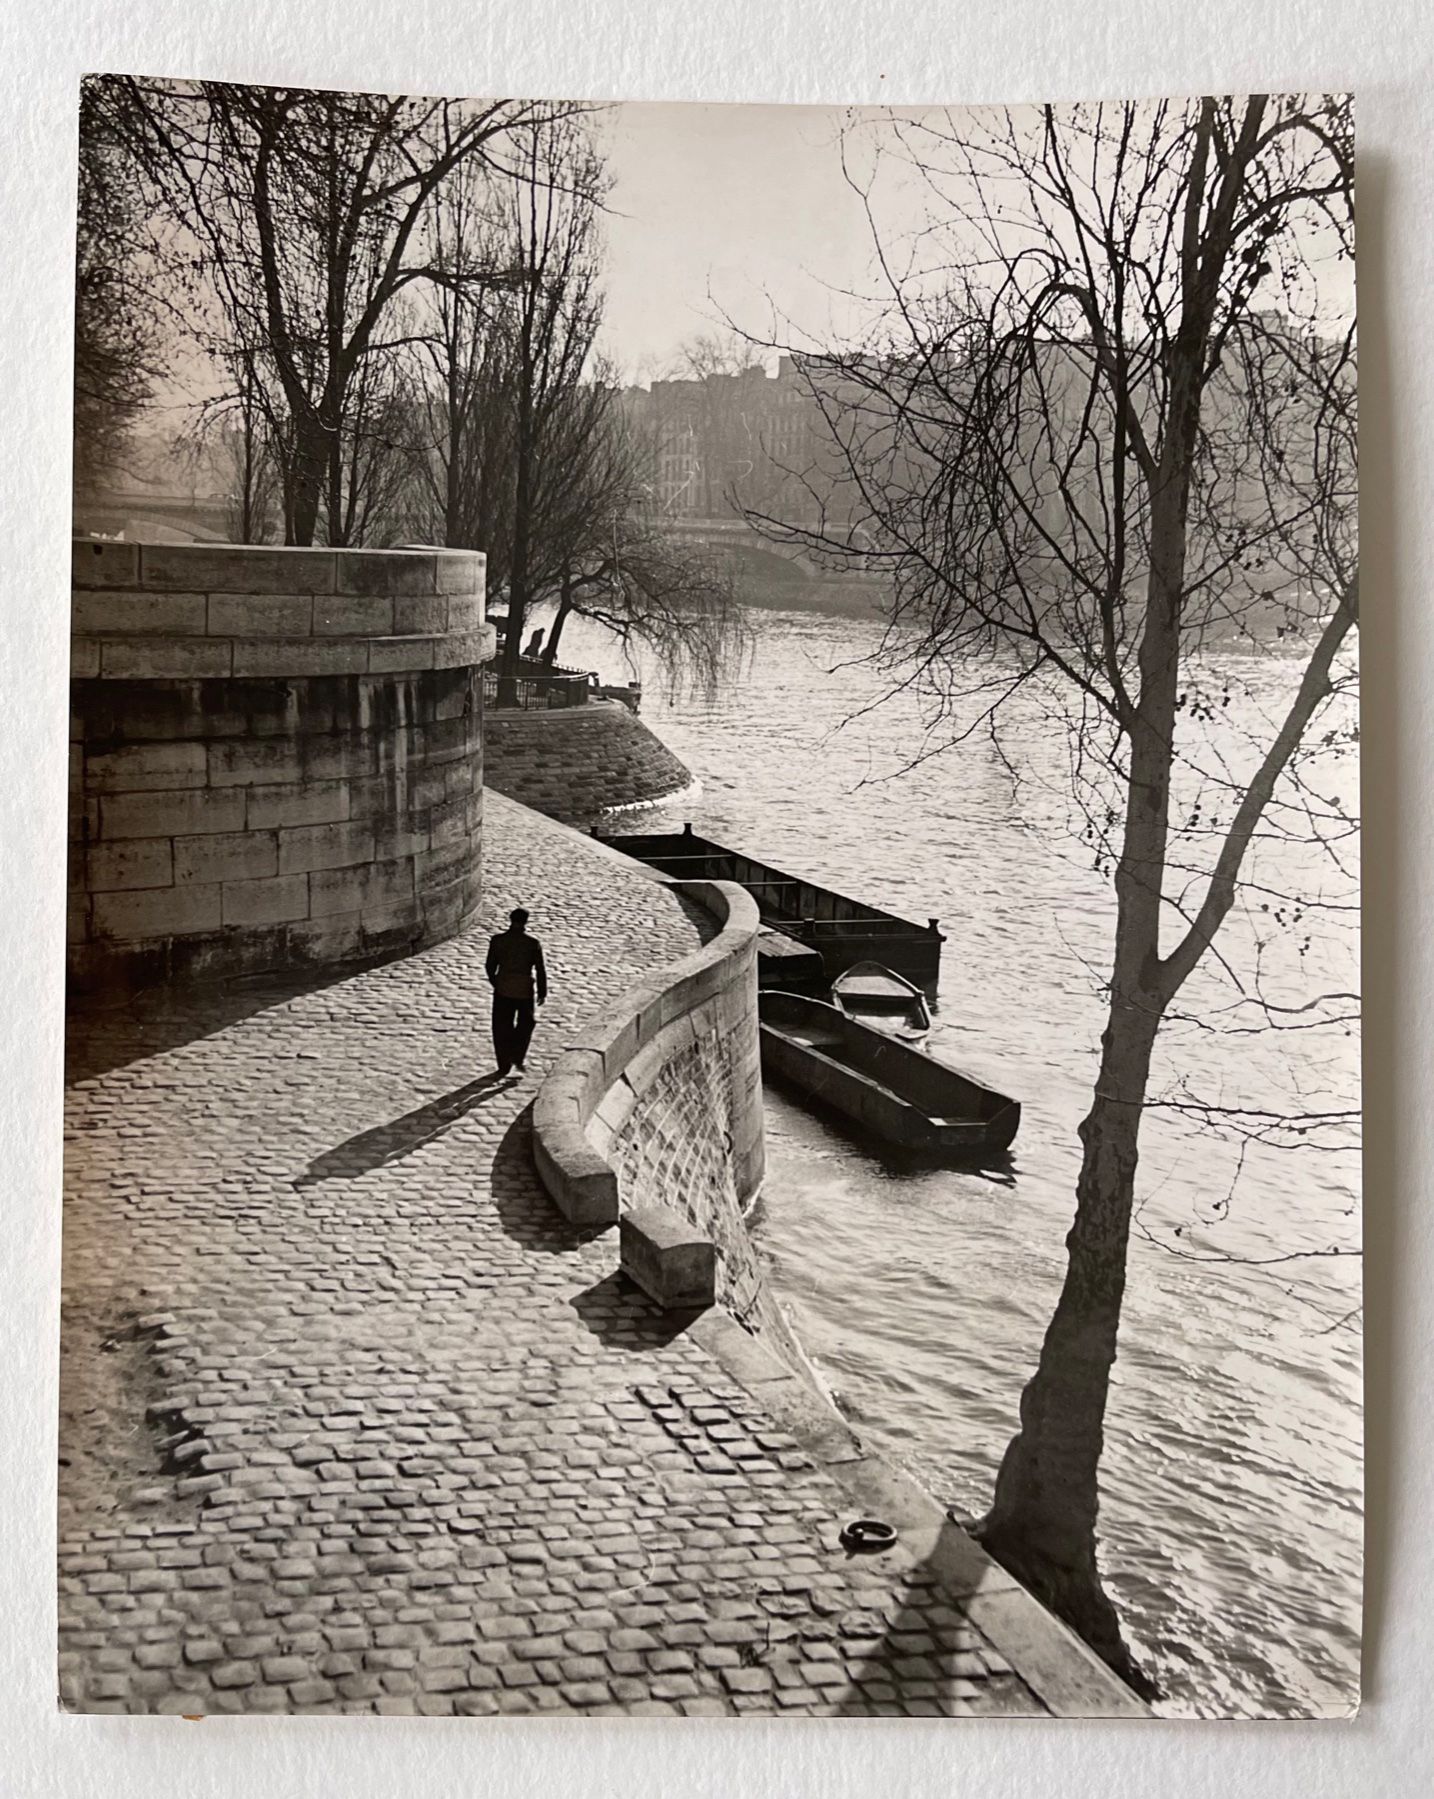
[{"xmin": 744, "ymin": 94, "xmax": 1356, "ymax": 1690}]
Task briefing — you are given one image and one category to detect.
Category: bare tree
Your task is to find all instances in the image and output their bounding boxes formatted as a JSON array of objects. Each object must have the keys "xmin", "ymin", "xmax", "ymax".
[
  {"xmin": 401, "ymin": 119, "xmax": 608, "ymax": 693},
  {"xmin": 91, "ymin": 75, "xmax": 582, "ymax": 545},
  {"xmin": 407, "ymin": 141, "xmax": 748, "ymax": 699},
  {"xmin": 74, "ymin": 80, "xmax": 162, "ymax": 492},
  {"xmin": 326, "ymin": 344, "xmax": 427, "ymax": 549},
  {"xmin": 407, "ymin": 163, "xmax": 521, "ymax": 577},
  {"xmin": 750, "ymin": 96, "xmax": 1357, "ymax": 1690},
  {"xmin": 495, "ymin": 118, "xmax": 609, "ymax": 699},
  {"xmin": 537, "ymin": 409, "xmax": 750, "ymax": 697},
  {"xmin": 192, "ymin": 346, "xmax": 282, "ymax": 543}
]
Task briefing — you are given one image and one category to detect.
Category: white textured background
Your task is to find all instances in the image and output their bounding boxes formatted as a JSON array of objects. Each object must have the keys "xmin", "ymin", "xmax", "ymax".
[{"xmin": 1, "ymin": 3, "xmax": 1427, "ymax": 1792}]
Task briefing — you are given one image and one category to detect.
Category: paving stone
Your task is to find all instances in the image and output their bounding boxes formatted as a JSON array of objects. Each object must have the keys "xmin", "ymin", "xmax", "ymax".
[
  {"xmin": 801, "ymin": 1662, "xmax": 849, "ymax": 1689},
  {"xmin": 211, "ymin": 1661, "xmax": 258, "ymax": 1689},
  {"xmin": 337, "ymin": 1673, "xmax": 384, "ymax": 1702},
  {"xmin": 291, "ymin": 1678, "xmax": 339, "ymax": 1706},
  {"xmin": 261, "ymin": 1656, "xmax": 312, "ymax": 1683},
  {"xmin": 154, "ymin": 1692, "xmax": 208, "ymax": 1715},
  {"xmin": 450, "ymin": 1689, "xmax": 498, "ymax": 1715},
  {"xmin": 58, "ymin": 793, "xmax": 1046, "ymax": 1720},
  {"xmin": 721, "ymin": 1666, "xmax": 774, "ymax": 1695}
]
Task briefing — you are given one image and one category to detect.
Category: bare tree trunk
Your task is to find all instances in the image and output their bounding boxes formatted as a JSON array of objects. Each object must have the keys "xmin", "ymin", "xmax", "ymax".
[
  {"xmin": 977, "ymin": 596, "xmax": 1177, "ymax": 1693},
  {"xmin": 325, "ymin": 408, "xmax": 346, "ymax": 545},
  {"xmin": 285, "ymin": 416, "xmax": 327, "ymax": 546},
  {"xmin": 542, "ymin": 575, "xmax": 575, "ymax": 667},
  {"xmin": 239, "ymin": 432, "xmax": 261, "ymax": 543},
  {"xmin": 977, "ymin": 986, "xmax": 1162, "ymax": 1691},
  {"xmin": 973, "ymin": 104, "xmax": 1267, "ymax": 1696},
  {"xmin": 497, "ymin": 277, "xmax": 537, "ymax": 708},
  {"xmin": 976, "ymin": 430, "xmax": 1189, "ymax": 1698}
]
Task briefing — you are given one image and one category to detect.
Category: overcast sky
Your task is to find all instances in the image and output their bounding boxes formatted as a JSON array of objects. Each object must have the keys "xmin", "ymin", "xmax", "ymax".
[
  {"xmin": 593, "ymin": 98, "xmax": 1356, "ymax": 383},
  {"xmin": 595, "ymin": 101, "xmax": 905, "ymax": 379}
]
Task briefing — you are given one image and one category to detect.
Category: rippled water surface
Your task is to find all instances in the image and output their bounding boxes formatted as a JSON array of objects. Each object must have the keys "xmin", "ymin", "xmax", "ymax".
[{"xmin": 566, "ymin": 603, "xmax": 1362, "ymax": 1719}]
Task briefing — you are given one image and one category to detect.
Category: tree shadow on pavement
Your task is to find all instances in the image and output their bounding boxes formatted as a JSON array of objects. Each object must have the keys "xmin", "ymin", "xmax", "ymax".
[
  {"xmin": 822, "ymin": 1527, "xmax": 1041, "ymax": 1717},
  {"xmin": 294, "ymin": 1071, "xmax": 517, "ymax": 1186},
  {"xmin": 569, "ymin": 1270, "xmax": 700, "ymax": 1351}
]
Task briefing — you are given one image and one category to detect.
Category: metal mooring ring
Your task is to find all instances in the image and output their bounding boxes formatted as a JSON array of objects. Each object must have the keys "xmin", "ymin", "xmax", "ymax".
[{"xmin": 839, "ymin": 1517, "xmax": 898, "ymax": 1553}]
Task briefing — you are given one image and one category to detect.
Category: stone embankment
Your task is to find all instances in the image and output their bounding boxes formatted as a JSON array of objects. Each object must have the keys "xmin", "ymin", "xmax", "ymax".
[
  {"xmin": 68, "ymin": 539, "xmax": 492, "ymax": 994},
  {"xmin": 60, "ymin": 791, "xmax": 1145, "ymax": 1717},
  {"xmin": 482, "ymin": 699, "xmax": 692, "ymax": 825},
  {"xmin": 533, "ymin": 873, "xmax": 789, "ymax": 1346}
]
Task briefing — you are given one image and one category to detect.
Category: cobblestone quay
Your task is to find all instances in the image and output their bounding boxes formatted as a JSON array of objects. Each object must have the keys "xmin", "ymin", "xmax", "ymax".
[{"xmin": 60, "ymin": 792, "xmax": 1048, "ymax": 1717}]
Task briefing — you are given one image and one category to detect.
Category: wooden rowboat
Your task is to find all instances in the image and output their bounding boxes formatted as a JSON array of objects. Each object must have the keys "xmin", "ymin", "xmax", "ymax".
[
  {"xmin": 830, "ymin": 961, "xmax": 932, "ymax": 1039},
  {"xmin": 758, "ymin": 991, "xmax": 1020, "ymax": 1159}
]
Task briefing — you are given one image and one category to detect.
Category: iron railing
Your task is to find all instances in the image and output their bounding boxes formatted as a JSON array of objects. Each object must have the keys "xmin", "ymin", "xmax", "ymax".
[{"xmin": 482, "ymin": 658, "xmax": 592, "ymax": 710}]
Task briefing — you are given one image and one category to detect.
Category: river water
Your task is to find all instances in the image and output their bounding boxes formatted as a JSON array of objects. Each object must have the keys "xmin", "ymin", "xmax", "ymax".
[{"xmin": 562, "ymin": 599, "xmax": 1362, "ymax": 1720}]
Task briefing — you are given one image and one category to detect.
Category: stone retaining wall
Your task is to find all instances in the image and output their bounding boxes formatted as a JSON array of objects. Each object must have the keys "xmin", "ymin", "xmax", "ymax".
[
  {"xmin": 483, "ymin": 700, "xmax": 692, "ymax": 825},
  {"xmin": 602, "ymin": 999, "xmax": 770, "ymax": 1323},
  {"xmin": 532, "ymin": 879, "xmax": 778, "ymax": 1328},
  {"xmin": 68, "ymin": 539, "xmax": 494, "ymax": 994}
]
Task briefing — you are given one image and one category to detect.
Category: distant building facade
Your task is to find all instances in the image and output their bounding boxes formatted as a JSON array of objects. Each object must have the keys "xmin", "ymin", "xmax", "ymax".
[{"xmin": 620, "ymin": 356, "xmax": 863, "ymax": 529}]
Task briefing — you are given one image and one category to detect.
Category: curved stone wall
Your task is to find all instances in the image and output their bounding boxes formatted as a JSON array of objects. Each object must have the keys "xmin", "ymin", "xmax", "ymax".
[
  {"xmin": 68, "ymin": 539, "xmax": 493, "ymax": 995},
  {"xmin": 533, "ymin": 878, "xmax": 776, "ymax": 1323},
  {"xmin": 483, "ymin": 700, "xmax": 692, "ymax": 825}
]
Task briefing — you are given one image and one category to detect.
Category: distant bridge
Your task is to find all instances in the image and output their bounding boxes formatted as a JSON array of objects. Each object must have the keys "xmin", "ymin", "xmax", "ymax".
[
  {"xmin": 75, "ymin": 489, "xmax": 877, "ymax": 584},
  {"xmin": 654, "ymin": 515, "xmax": 875, "ymax": 580},
  {"xmin": 75, "ymin": 490, "xmax": 231, "ymax": 544}
]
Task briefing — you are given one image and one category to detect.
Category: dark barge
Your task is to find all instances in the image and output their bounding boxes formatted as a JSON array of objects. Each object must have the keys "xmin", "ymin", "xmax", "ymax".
[
  {"xmin": 758, "ymin": 991, "xmax": 1020, "ymax": 1158},
  {"xmin": 593, "ymin": 824, "xmax": 945, "ymax": 994}
]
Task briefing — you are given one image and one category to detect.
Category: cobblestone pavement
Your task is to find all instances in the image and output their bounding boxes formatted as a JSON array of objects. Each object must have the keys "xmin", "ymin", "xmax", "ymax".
[{"xmin": 59, "ymin": 791, "xmax": 1042, "ymax": 1717}]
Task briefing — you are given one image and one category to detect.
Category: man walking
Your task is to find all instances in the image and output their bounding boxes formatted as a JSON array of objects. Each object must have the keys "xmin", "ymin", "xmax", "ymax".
[{"xmin": 485, "ymin": 907, "xmax": 548, "ymax": 1076}]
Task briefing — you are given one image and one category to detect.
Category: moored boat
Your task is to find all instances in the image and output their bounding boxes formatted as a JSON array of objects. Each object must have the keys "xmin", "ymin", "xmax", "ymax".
[
  {"xmin": 595, "ymin": 824, "xmax": 945, "ymax": 993},
  {"xmin": 830, "ymin": 961, "xmax": 932, "ymax": 1038},
  {"xmin": 758, "ymin": 990, "xmax": 1019, "ymax": 1159}
]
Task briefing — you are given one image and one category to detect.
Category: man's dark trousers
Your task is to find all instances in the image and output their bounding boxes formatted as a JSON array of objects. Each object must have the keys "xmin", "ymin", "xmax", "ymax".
[{"xmin": 492, "ymin": 994, "xmax": 536, "ymax": 1071}]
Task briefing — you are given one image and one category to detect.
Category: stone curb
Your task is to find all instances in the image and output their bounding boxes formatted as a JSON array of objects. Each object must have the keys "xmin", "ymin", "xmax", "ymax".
[
  {"xmin": 72, "ymin": 539, "xmax": 492, "ymax": 682},
  {"xmin": 73, "ymin": 625, "xmax": 497, "ymax": 681},
  {"xmin": 73, "ymin": 538, "xmax": 486, "ymax": 595},
  {"xmin": 532, "ymin": 877, "xmax": 761, "ymax": 1228},
  {"xmin": 688, "ymin": 1308, "xmax": 1150, "ymax": 1720}
]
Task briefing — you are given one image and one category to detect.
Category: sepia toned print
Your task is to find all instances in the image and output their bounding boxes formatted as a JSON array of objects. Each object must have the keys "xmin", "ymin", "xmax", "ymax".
[{"xmin": 62, "ymin": 80, "xmax": 1357, "ymax": 1718}]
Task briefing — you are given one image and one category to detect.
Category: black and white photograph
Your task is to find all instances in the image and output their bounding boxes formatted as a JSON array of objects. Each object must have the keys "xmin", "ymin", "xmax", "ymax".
[{"xmin": 57, "ymin": 75, "xmax": 1359, "ymax": 1722}]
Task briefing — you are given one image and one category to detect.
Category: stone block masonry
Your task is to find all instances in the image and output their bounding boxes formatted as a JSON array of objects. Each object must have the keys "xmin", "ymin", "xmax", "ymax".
[
  {"xmin": 483, "ymin": 699, "xmax": 692, "ymax": 825},
  {"xmin": 68, "ymin": 540, "xmax": 494, "ymax": 995},
  {"xmin": 620, "ymin": 1205, "xmax": 718, "ymax": 1310},
  {"xmin": 608, "ymin": 998, "xmax": 770, "ymax": 1327},
  {"xmin": 533, "ymin": 874, "xmax": 787, "ymax": 1346}
]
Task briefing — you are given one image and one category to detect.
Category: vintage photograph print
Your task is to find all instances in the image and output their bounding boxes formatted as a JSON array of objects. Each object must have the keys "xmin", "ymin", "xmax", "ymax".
[{"xmin": 62, "ymin": 80, "xmax": 1358, "ymax": 1719}]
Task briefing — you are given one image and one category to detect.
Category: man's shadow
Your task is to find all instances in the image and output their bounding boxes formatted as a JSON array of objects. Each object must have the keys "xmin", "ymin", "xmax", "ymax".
[{"xmin": 293, "ymin": 1070, "xmax": 516, "ymax": 1186}]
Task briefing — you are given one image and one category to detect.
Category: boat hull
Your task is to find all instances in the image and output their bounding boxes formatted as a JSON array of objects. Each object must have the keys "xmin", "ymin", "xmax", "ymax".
[
  {"xmin": 758, "ymin": 992, "xmax": 1019, "ymax": 1159},
  {"xmin": 596, "ymin": 827, "xmax": 945, "ymax": 993}
]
